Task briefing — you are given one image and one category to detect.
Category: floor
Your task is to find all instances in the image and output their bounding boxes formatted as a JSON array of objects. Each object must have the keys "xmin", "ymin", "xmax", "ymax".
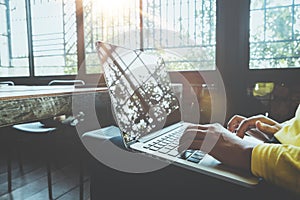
[{"xmin": 0, "ymin": 131, "xmax": 91, "ymax": 200}]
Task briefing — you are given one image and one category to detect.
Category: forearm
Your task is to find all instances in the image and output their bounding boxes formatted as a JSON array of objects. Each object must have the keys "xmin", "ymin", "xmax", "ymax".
[{"xmin": 251, "ymin": 144, "xmax": 300, "ymax": 195}]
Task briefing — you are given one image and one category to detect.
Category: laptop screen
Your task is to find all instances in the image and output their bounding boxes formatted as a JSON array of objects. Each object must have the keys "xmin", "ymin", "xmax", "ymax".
[{"xmin": 96, "ymin": 41, "xmax": 181, "ymax": 145}]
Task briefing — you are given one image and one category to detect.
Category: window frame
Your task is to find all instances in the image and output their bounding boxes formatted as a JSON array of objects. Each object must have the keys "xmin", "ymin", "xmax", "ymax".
[
  {"xmin": 0, "ymin": 0, "xmax": 78, "ymax": 83},
  {"xmin": 244, "ymin": 0, "xmax": 300, "ymax": 86},
  {"xmin": 0, "ymin": 0, "xmax": 299, "ymax": 87}
]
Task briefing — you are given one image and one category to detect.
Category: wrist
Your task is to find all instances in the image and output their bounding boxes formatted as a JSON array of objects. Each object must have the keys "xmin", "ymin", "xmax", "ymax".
[
  {"xmin": 232, "ymin": 138, "xmax": 256, "ymax": 172},
  {"xmin": 242, "ymin": 145, "xmax": 254, "ymax": 173}
]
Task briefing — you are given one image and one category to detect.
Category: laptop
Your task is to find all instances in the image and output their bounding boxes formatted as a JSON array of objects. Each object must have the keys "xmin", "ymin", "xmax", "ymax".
[{"xmin": 95, "ymin": 41, "xmax": 261, "ymax": 188}]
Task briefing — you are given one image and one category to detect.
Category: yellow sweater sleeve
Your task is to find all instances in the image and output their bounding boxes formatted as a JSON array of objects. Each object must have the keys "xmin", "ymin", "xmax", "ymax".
[
  {"xmin": 251, "ymin": 105, "xmax": 300, "ymax": 195},
  {"xmin": 274, "ymin": 105, "xmax": 300, "ymax": 146},
  {"xmin": 251, "ymin": 144, "xmax": 300, "ymax": 194}
]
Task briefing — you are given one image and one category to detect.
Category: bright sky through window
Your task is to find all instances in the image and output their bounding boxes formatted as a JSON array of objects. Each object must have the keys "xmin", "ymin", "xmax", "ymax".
[
  {"xmin": 84, "ymin": 0, "xmax": 217, "ymax": 73},
  {"xmin": 92, "ymin": 0, "xmax": 132, "ymax": 19}
]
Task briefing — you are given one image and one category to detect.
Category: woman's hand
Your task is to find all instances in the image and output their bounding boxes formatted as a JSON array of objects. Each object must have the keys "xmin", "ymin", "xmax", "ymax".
[
  {"xmin": 227, "ymin": 115, "xmax": 282, "ymax": 139},
  {"xmin": 178, "ymin": 123, "xmax": 257, "ymax": 171}
]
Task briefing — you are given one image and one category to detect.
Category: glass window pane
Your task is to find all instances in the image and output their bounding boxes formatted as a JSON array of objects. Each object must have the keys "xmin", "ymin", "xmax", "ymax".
[
  {"xmin": 249, "ymin": 0, "xmax": 300, "ymax": 69},
  {"xmin": 266, "ymin": 0, "xmax": 292, "ymax": 7},
  {"xmin": 250, "ymin": 10, "xmax": 264, "ymax": 42},
  {"xmin": 295, "ymin": 6, "xmax": 300, "ymax": 40},
  {"xmin": 265, "ymin": 7, "xmax": 292, "ymax": 41},
  {"xmin": 251, "ymin": 0, "xmax": 264, "ymax": 10},
  {"xmin": 143, "ymin": 0, "xmax": 216, "ymax": 71},
  {"xmin": 83, "ymin": 0, "xmax": 140, "ymax": 74},
  {"xmin": 31, "ymin": 0, "xmax": 77, "ymax": 76},
  {"xmin": 0, "ymin": 0, "xmax": 29, "ymax": 77},
  {"xmin": 83, "ymin": 0, "xmax": 216, "ymax": 73}
]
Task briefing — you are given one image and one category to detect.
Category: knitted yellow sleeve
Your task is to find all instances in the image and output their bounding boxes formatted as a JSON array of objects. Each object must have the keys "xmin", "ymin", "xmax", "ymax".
[
  {"xmin": 251, "ymin": 143, "xmax": 300, "ymax": 195},
  {"xmin": 274, "ymin": 105, "xmax": 300, "ymax": 146}
]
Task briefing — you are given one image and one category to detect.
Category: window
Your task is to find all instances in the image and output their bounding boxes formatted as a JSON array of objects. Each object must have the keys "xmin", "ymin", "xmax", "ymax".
[
  {"xmin": 83, "ymin": 0, "xmax": 217, "ymax": 73},
  {"xmin": 249, "ymin": 0, "xmax": 300, "ymax": 69},
  {"xmin": 1, "ymin": 0, "xmax": 217, "ymax": 78},
  {"xmin": 83, "ymin": 0, "xmax": 141, "ymax": 74},
  {"xmin": 0, "ymin": 0, "xmax": 77, "ymax": 77},
  {"xmin": 31, "ymin": 0, "xmax": 77, "ymax": 76},
  {"xmin": 1, "ymin": 0, "xmax": 298, "ymax": 82},
  {"xmin": 0, "ymin": 0, "xmax": 29, "ymax": 77}
]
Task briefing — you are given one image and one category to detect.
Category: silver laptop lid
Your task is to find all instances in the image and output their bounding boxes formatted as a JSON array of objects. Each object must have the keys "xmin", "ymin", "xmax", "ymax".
[{"xmin": 96, "ymin": 41, "xmax": 181, "ymax": 146}]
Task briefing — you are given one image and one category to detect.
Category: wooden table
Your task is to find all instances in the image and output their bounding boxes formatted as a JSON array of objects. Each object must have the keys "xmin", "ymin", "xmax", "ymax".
[{"xmin": 0, "ymin": 85, "xmax": 108, "ymax": 128}]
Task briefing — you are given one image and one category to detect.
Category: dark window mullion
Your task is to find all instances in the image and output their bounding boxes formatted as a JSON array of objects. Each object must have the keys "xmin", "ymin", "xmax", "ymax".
[
  {"xmin": 159, "ymin": 0, "xmax": 162, "ymax": 46},
  {"xmin": 25, "ymin": 0, "xmax": 34, "ymax": 77},
  {"xmin": 5, "ymin": 0, "xmax": 12, "ymax": 67},
  {"xmin": 194, "ymin": 0, "xmax": 197, "ymax": 43},
  {"xmin": 263, "ymin": 0, "xmax": 267, "ymax": 42},
  {"xmin": 292, "ymin": 0, "xmax": 295, "ymax": 58},
  {"xmin": 140, "ymin": 0, "xmax": 144, "ymax": 50},
  {"xmin": 201, "ymin": 0, "xmax": 204, "ymax": 45},
  {"xmin": 75, "ymin": 0, "xmax": 86, "ymax": 73}
]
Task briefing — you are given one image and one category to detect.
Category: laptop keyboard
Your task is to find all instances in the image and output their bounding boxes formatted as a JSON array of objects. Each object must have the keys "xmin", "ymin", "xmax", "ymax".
[{"xmin": 142, "ymin": 128, "xmax": 206, "ymax": 164}]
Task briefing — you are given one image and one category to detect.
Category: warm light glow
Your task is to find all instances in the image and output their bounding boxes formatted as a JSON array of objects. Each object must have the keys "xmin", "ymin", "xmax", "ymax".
[{"xmin": 92, "ymin": 0, "xmax": 133, "ymax": 18}]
